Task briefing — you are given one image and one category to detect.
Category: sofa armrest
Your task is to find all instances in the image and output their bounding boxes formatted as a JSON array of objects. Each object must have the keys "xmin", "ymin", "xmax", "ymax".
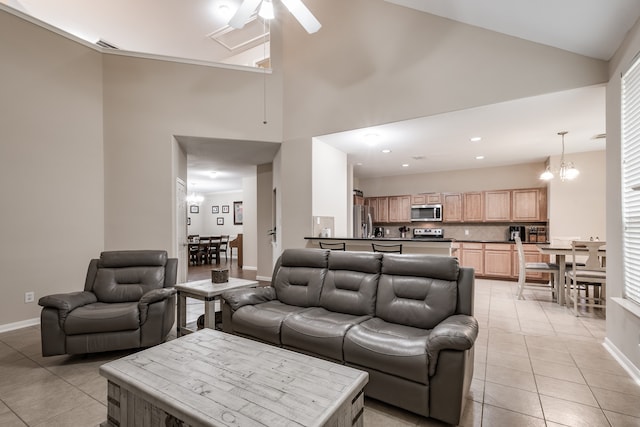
[
  {"xmin": 426, "ymin": 314, "xmax": 478, "ymax": 376},
  {"xmin": 222, "ymin": 287, "xmax": 276, "ymax": 311},
  {"xmin": 38, "ymin": 291, "xmax": 98, "ymax": 325},
  {"xmin": 38, "ymin": 291, "xmax": 97, "ymax": 311},
  {"xmin": 139, "ymin": 288, "xmax": 177, "ymax": 323}
]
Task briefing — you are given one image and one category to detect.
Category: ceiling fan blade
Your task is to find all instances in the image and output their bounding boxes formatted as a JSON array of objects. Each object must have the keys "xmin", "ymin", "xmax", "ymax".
[
  {"xmin": 228, "ymin": 0, "xmax": 263, "ymax": 29},
  {"xmin": 280, "ymin": 0, "xmax": 322, "ymax": 34}
]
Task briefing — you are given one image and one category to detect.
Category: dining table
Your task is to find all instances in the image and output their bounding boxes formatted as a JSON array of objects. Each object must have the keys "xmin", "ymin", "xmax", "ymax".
[
  {"xmin": 188, "ymin": 236, "xmax": 221, "ymax": 265},
  {"xmin": 537, "ymin": 242, "xmax": 606, "ymax": 306}
]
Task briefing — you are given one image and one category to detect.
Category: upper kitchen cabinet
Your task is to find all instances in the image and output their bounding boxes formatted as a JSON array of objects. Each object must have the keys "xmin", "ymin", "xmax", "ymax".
[
  {"xmin": 463, "ymin": 192, "xmax": 484, "ymax": 222},
  {"xmin": 354, "ymin": 195, "xmax": 364, "ymax": 206},
  {"xmin": 388, "ymin": 195, "xmax": 411, "ymax": 222},
  {"xmin": 442, "ymin": 193, "xmax": 463, "ymax": 222},
  {"xmin": 366, "ymin": 197, "xmax": 389, "ymax": 223},
  {"xmin": 512, "ymin": 188, "xmax": 547, "ymax": 221},
  {"xmin": 485, "ymin": 190, "xmax": 511, "ymax": 222},
  {"xmin": 411, "ymin": 193, "xmax": 442, "ymax": 205}
]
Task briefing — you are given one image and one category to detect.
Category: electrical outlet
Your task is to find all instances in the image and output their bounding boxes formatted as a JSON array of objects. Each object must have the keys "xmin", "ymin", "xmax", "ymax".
[
  {"xmin": 465, "ymin": 229, "xmax": 470, "ymax": 236},
  {"xmin": 24, "ymin": 292, "xmax": 35, "ymax": 304}
]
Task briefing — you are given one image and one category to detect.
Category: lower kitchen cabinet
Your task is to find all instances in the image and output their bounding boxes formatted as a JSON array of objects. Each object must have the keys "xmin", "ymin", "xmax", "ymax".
[
  {"xmin": 484, "ymin": 243, "xmax": 512, "ymax": 277},
  {"xmin": 458, "ymin": 242, "xmax": 550, "ymax": 281},
  {"xmin": 460, "ymin": 243, "xmax": 484, "ymax": 276}
]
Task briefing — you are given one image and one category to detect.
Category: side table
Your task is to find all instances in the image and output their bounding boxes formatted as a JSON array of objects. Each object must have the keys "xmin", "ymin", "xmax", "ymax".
[{"xmin": 175, "ymin": 277, "xmax": 258, "ymax": 337}]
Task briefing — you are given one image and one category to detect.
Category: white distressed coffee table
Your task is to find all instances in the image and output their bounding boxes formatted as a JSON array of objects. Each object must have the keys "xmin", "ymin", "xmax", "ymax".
[
  {"xmin": 100, "ymin": 329, "xmax": 368, "ymax": 427},
  {"xmin": 175, "ymin": 277, "xmax": 258, "ymax": 336}
]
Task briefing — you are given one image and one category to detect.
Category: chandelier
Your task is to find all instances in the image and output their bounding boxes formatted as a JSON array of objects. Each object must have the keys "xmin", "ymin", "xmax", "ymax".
[
  {"xmin": 539, "ymin": 131, "xmax": 579, "ymax": 181},
  {"xmin": 186, "ymin": 193, "xmax": 204, "ymax": 205}
]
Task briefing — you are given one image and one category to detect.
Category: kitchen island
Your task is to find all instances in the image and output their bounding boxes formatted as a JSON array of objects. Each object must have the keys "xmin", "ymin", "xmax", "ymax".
[{"xmin": 305, "ymin": 237, "xmax": 454, "ymax": 256}]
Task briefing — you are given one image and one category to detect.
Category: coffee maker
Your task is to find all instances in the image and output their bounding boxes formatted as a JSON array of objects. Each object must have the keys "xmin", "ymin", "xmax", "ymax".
[
  {"xmin": 373, "ymin": 227, "xmax": 385, "ymax": 238},
  {"xmin": 508, "ymin": 225, "xmax": 526, "ymax": 241}
]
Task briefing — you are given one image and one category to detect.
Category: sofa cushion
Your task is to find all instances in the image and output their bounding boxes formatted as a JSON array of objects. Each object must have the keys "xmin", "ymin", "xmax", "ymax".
[
  {"xmin": 64, "ymin": 302, "xmax": 140, "ymax": 335},
  {"xmin": 232, "ymin": 301, "xmax": 311, "ymax": 345},
  {"xmin": 320, "ymin": 251, "xmax": 381, "ymax": 316},
  {"xmin": 343, "ymin": 317, "xmax": 431, "ymax": 384},
  {"xmin": 281, "ymin": 307, "xmax": 371, "ymax": 361},
  {"xmin": 93, "ymin": 267, "xmax": 166, "ymax": 303},
  {"xmin": 376, "ymin": 254, "xmax": 458, "ymax": 329},
  {"xmin": 273, "ymin": 249, "xmax": 328, "ymax": 308}
]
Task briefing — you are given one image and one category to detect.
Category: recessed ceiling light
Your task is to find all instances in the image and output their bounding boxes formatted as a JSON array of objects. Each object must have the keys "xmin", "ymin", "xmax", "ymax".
[
  {"xmin": 470, "ymin": 137, "xmax": 482, "ymax": 142},
  {"xmin": 382, "ymin": 149, "xmax": 391, "ymax": 153},
  {"xmin": 475, "ymin": 155, "xmax": 485, "ymax": 160},
  {"xmin": 217, "ymin": 3, "xmax": 233, "ymax": 19},
  {"xmin": 402, "ymin": 164, "xmax": 409, "ymax": 168}
]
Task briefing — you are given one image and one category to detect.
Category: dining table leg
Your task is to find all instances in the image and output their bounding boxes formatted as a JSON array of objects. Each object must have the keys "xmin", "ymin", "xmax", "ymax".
[{"xmin": 557, "ymin": 254, "xmax": 566, "ymax": 306}]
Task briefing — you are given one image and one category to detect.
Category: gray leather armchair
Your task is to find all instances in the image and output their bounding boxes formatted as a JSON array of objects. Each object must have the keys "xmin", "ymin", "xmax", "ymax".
[{"xmin": 39, "ymin": 250, "xmax": 178, "ymax": 356}]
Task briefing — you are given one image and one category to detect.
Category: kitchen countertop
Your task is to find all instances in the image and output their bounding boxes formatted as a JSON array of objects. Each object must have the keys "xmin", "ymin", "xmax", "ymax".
[
  {"xmin": 305, "ymin": 237, "xmax": 454, "ymax": 242},
  {"xmin": 455, "ymin": 239, "xmax": 549, "ymax": 244}
]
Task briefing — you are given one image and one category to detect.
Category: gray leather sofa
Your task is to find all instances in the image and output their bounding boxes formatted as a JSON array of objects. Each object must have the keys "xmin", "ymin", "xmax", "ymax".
[
  {"xmin": 38, "ymin": 250, "xmax": 177, "ymax": 356},
  {"xmin": 221, "ymin": 248, "xmax": 478, "ymax": 425}
]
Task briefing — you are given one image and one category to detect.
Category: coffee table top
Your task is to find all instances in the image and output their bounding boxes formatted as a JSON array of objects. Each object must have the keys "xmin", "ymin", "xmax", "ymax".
[
  {"xmin": 174, "ymin": 277, "xmax": 258, "ymax": 298},
  {"xmin": 100, "ymin": 329, "xmax": 368, "ymax": 426}
]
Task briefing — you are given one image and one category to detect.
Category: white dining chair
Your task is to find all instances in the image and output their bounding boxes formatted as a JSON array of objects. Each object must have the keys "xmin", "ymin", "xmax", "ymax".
[
  {"xmin": 565, "ymin": 240, "xmax": 606, "ymax": 316},
  {"xmin": 515, "ymin": 236, "xmax": 559, "ymax": 300}
]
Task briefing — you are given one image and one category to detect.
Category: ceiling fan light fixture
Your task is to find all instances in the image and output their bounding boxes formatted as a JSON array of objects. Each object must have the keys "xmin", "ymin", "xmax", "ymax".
[{"xmin": 258, "ymin": 0, "xmax": 275, "ymax": 20}]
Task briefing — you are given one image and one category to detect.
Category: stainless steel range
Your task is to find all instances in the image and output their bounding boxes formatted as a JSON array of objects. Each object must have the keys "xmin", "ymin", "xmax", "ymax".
[{"xmin": 413, "ymin": 228, "xmax": 444, "ymax": 239}]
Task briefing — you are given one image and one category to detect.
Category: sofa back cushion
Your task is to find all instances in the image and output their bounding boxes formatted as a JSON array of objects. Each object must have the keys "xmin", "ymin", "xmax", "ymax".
[
  {"xmin": 273, "ymin": 249, "xmax": 328, "ymax": 307},
  {"xmin": 376, "ymin": 254, "xmax": 459, "ymax": 329},
  {"xmin": 320, "ymin": 251, "xmax": 382, "ymax": 316},
  {"xmin": 92, "ymin": 251, "xmax": 167, "ymax": 303}
]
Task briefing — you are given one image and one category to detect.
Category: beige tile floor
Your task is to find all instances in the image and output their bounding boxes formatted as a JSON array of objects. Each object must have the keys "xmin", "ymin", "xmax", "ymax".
[{"xmin": 1, "ymin": 278, "xmax": 639, "ymax": 426}]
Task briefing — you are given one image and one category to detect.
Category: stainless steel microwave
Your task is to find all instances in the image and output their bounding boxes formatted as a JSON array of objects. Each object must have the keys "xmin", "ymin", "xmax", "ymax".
[{"xmin": 411, "ymin": 204, "xmax": 442, "ymax": 222}]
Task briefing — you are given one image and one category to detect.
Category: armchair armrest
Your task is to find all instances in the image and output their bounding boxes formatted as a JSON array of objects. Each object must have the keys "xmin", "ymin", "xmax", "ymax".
[
  {"xmin": 426, "ymin": 314, "xmax": 479, "ymax": 376},
  {"xmin": 38, "ymin": 291, "xmax": 98, "ymax": 324},
  {"xmin": 139, "ymin": 288, "xmax": 177, "ymax": 323},
  {"xmin": 222, "ymin": 287, "xmax": 276, "ymax": 311}
]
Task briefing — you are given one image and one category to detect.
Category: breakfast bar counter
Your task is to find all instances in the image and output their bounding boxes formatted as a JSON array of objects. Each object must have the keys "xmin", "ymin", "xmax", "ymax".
[{"xmin": 305, "ymin": 237, "xmax": 454, "ymax": 256}]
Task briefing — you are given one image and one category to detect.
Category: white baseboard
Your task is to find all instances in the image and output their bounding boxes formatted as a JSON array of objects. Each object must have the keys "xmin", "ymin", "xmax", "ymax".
[
  {"xmin": 603, "ymin": 338, "xmax": 640, "ymax": 385},
  {"xmin": 242, "ymin": 266, "xmax": 257, "ymax": 271},
  {"xmin": 0, "ymin": 317, "xmax": 39, "ymax": 333},
  {"xmin": 256, "ymin": 275, "xmax": 272, "ymax": 282}
]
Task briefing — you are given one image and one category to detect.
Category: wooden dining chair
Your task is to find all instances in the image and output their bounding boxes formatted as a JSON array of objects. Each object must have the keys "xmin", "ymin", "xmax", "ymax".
[
  {"xmin": 515, "ymin": 236, "xmax": 559, "ymax": 300},
  {"xmin": 371, "ymin": 243, "xmax": 402, "ymax": 254},
  {"xmin": 565, "ymin": 240, "xmax": 606, "ymax": 316},
  {"xmin": 319, "ymin": 242, "xmax": 346, "ymax": 251},
  {"xmin": 219, "ymin": 235, "xmax": 230, "ymax": 260}
]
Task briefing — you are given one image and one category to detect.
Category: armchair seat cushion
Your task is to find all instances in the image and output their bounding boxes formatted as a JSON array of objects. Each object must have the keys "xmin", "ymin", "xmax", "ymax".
[
  {"xmin": 232, "ymin": 301, "xmax": 310, "ymax": 345},
  {"xmin": 344, "ymin": 317, "xmax": 430, "ymax": 384},
  {"xmin": 281, "ymin": 307, "xmax": 371, "ymax": 361},
  {"xmin": 64, "ymin": 302, "xmax": 140, "ymax": 335}
]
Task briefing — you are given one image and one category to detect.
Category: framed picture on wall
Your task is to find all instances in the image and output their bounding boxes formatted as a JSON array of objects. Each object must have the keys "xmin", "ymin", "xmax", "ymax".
[
  {"xmin": 222, "ymin": 205, "xmax": 230, "ymax": 214},
  {"xmin": 234, "ymin": 201, "xmax": 243, "ymax": 225},
  {"xmin": 190, "ymin": 205, "xmax": 199, "ymax": 214},
  {"xmin": 212, "ymin": 205, "xmax": 219, "ymax": 214},
  {"xmin": 217, "ymin": 217, "xmax": 224, "ymax": 225}
]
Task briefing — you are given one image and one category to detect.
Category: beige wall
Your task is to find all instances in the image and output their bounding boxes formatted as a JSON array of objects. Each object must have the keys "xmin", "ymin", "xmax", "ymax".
[
  {"xmin": 257, "ymin": 163, "xmax": 274, "ymax": 280},
  {"xmin": 0, "ymin": 11, "xmax": 104, "ymax": 328},
  {"xmin": 312, "ymin": 140, "xmax": 349, "ymax": 237},
  {"xmin": 359, "ymin": 162, "xmax": 547, "ymax": 196},
  {"xmin": 547, "ymin": 150, "xmax": 606, "ymax": 241},
  {"xmin": 605, "ymin": 15, "xmax": 640, "ymax": 377},
  {"xmin": 102, "ymin": 53, "xmax": 283, "ymax": 253}
]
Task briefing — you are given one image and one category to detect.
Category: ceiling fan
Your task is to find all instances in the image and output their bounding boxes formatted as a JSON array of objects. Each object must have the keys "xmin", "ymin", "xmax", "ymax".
[{"xmin": 229, "ymin": 0, "xmax": 322, "ymax": 34}]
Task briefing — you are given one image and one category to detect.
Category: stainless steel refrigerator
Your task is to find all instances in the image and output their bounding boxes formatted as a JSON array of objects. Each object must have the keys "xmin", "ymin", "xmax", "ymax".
[{"xmin": 353, "ymin": 205, "xmax": 374, "ymax": 238}]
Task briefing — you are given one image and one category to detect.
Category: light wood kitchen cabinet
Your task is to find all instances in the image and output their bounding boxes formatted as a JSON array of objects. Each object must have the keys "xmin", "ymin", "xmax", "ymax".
[
  {"xmin": 388, "ymin": 195, "xmax": 411, "ymax": 222},
  {"xmin": 366, "ymin": 197, "xmax": 389, "ymax": 223},
  {"xmin": 484, "ymin": 243, "xmax": 513, "ymax": 277},
  {"xmin": 484, "ymin": 190, "xmax": 511, "ymax": 222},
  {"xmin": 412, "ymin": 193, "xmax": 442, "ymax": 205},
  {"xmin": 512, "ymin": 244, "xmax": 549, "ymax": 280},
  {"xmin": 354, "ymin": 195, "xmax": 364, "ymax": 206},
  {"xmin": 460, "ymin": 243, "xmax": 484, "ymax": 275},
  {"xmin": 442, "ymin": 193, "xmax": 463, "ymax": 222},
  {"xmin": 463, "ymin": 192, "xmax": 484, "ymax": 222},
  {"xmin": 512, "ymin": 188, "xmax": 547, "ymax": 221}
]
